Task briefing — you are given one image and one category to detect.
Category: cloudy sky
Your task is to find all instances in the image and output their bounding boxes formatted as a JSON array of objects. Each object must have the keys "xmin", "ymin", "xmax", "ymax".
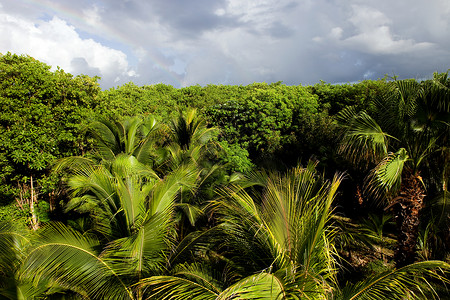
[{"xmin": 1, "ymin": 0, "xmax": 449, "ymax": 89}]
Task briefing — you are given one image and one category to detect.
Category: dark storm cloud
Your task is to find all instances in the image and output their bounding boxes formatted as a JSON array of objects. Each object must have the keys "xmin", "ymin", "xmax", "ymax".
[
  {"xmin": 1, "ymin": 0, "xmax": 449, "ymax": 88},
  {"xmin": 149, "ymin": 0, "xmax": 240, "ymax": 32},
  {"xmin": 99, "ymin": 0, "xmax": 244, "ymax": 39}
]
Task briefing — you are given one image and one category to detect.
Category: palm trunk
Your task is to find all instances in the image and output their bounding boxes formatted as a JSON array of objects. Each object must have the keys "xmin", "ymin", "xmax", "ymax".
[{"xmin": 393, "ymin": 171, "xmax": 425, "ymax": 267}]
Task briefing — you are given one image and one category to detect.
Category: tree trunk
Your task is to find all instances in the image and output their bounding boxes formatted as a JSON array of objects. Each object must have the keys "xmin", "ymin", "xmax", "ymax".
[
  {"xmin": 30, "ymin": 176, "xmax": 40, "ymax": 231},
  {"xmin": 393, "ymin": 171, "xmax": 425, "ymax": 267}
]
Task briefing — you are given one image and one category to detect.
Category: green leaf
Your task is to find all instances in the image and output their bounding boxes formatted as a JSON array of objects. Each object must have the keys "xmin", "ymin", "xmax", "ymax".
[{"xmin": 339, "ymin": 261, "xmax": 450, "ymax": 300}]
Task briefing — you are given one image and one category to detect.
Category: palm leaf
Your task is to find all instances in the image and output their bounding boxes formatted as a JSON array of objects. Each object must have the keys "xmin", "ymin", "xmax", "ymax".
[
  {"xmin": 133, "ymin": 116, "xmax": 162, "ymax": 166},
  {"xmin": 52, "ymin": 156, "xmax": 97, "ymax": 175},
  {"xmin": 110, "ymin": 154, "xmax": 158, "ymax": 179},
  {"xmin": 88, "ymin": 119, "xmax": 123, "ymax": 160},
  {"xmin": 338, "ymin": 107, "xmax": 389, "ymax": 167},
  {"xmin": 149, "ymin": 163, "xmax": 198, "ymax": 215},
  {"xmin": 217, "ymin": 272, "xmax": 285, "ymax": 300},
  {"xmin": 365, "ymin": 148, "xmax": 409, "ymax": 200},
  {"xmin": 339, "ymin": 260, "xmax": 450, "ymax": 300},
  {"xmin": 123, "ymin": 116, "xmax": 142, "ymax": 154},
  {"xmin": 217, "ymin": 161, "xmax": 342, "ymax": 296},
  {"xmin": 429, "ymin": 71, "xmax": 450, "ymax": 113},
  {"xmin": 102, "ymin": 212, "xmax": 170, "ymax": 277},
  {"xmin": 168, "ymin": 226, "xmax": 223, "ymax": 267},
  {"xmin": 21, "ymin": 222, "xmax": 134, "ymax": 299},
  {"xmin": 139, "ymin": 263, "xmax": 222, "ymax": 300},
  {"xmin": 0, "ymin": 222, "xmax": 38, "ymax": 299},
  {"xmin": 0, "ymin": 222, "xmax": 30, "ymax": 276}
]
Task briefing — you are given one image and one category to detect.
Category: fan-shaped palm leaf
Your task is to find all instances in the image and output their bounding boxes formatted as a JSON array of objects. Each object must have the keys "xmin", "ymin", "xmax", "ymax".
[
  {"xmin": 337, "ymin": 107, "xmax": 390, "ymax": 167},
  {"xmin": 365, "ymin": 148, "xmax": 409, "ymax": 201}
]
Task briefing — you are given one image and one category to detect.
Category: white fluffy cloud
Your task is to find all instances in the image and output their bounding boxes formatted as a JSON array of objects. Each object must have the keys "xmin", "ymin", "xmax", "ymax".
[
  {"xmin": 0, "ymin": 12, "xmax": 135, "ymax": 86},
  {"xmin": 337, "ymin": 5, "xmax": 435, "ymax": 55}
]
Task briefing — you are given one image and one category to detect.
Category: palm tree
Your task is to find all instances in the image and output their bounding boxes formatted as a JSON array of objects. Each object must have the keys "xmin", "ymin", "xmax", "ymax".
[
  {"xmin": 338, "ymin": 73, "xmax": 450, "ymax": 267},
  {"xmin": 163, "ymin": 108, "xmax": 226, "ymax": 242},
  {"xmin": 25, "ymin": 111, "xmax": 222, "ymax": 298},
  {"xmin": 163, "ymin": 108, "xmax": 219, "ymax": 170},
  {"xmin": 60, "ymin": 111, "xmax": 218, "ymax": 241},
  {"xmin": 67, "ymin": 155, "xmax": 197, "ymax": 267},
  {"xmin": 141, "ymin": 161, "xmax": 343, "ymax": 298},
  {"xmin": 20, "ymin": 154, "xmax": 200, "ymax": 299},
  {"xmin": 139, "ymin": 162, "xmax": 450, "ymax": 299},
  {"xmin": 14, "ymin": 156, "xmax": 450, "ymax": 299},
  {"xmin": 87, "ymin": 115, "xmax": 162, "ymax": 166}
]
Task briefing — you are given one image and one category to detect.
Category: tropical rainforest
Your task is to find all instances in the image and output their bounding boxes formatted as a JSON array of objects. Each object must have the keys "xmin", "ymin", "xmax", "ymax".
[{"xmin": 0, "ymin": 52, "xmax": 449, "ymax": 299}]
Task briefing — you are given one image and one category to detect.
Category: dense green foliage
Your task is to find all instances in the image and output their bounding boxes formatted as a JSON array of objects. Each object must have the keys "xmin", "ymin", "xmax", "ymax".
[
  {"xmin": 307, "ymin": 79, "xmax": 388, "ymax": 115},
  {"xmin": 0, "ymin": 53, "xmax": 448, "ymax": 299},
  {"xmin": 206, "ymin": 83, "xmax": 318, "ymax": 156},
  {"xmin": 0, "ymin": 53, "xmax": 101, "ymax": 227}
]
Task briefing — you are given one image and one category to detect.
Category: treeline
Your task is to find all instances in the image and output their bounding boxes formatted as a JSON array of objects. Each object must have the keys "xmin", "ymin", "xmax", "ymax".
[
  {"xmin": 0, "ymin": 52, "xmax": 449, "ymax": 299},
  {"xmin": 0, "ymin": 52, "xmax": 388, "ymax": 213}
]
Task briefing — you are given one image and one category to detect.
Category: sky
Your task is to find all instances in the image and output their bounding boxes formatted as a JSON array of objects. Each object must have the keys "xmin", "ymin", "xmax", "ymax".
[{"xmin": 1, "ymin": 0, "xmax": 449, "ymax": 89}]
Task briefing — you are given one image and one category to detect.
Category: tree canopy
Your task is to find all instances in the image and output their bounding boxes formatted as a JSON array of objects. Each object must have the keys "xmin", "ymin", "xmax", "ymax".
[{"xmin": 0, "ymin": 53, "xmax": 448, "ymax": 299}]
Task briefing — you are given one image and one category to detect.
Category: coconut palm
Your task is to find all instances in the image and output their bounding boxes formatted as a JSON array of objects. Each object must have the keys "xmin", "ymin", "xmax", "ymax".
[
  {"xmin": 19, "ymin": 154, "xmax": 199, "ymax": 299},
  {"xmin": 337, "ymin": 74, "xmax": 450, "ymax": 267},
  {"xmin": 21, "ymin": 110, "xmax": 222, "ymax": 298},
  {"xmin": 164, "ymin": 108, "xmax": 219, "ymax": 169},
  {"xmin": 0, "ymin": 222, "xmax": 80, "ymax": 299},
  {"xmin": 162, "ymin": 108, "xmax": 227, "ymax": 242},
  {"xmin": 337, "ymin": 260, "xmax": 449, "ymax": 300},
  {"xmin": 67, "ymin": 155, "xmax": 197, "ymax": 268},
  {"xmin": 141, "ymin": 161, "xmax": 343, "ymax": 299},
  {"xmin": 87, "ymin": 115, "xmax": 162, "ymax": 166},
  {"xmin": 59, "ymin": 111, "xmax": 216, "ymax": 238}
]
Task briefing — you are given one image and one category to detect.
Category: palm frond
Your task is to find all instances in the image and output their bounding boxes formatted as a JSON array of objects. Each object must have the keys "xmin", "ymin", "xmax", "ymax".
[
  {"xmin": 168, "ymin": 226, "xmax": 222, "ymax": 266},
  {"xmin": 52, "ymin": 156, "xmax": 97, "ymax": 175},
  {"xmin": 88, "ymin": 119, "xmax": 123, "ymax": 160},
  {"xmin": 217, "ymin": 272, "xmax": 285, "ymax": 300},
  {"xmin": 102, "ymin": 212, "xmax": 170, "ymax": 277},
  {"xmin": 338, "ymin": 107, "xmax": 389, "ymax": 167},
  {"xmin": 339, "ymin": 260, "xmax": 450, "ymax": 300},
  {"xmin": 139, "ymin": 263, "xmax": 222, "ymax": 300},
  {"xmin": 365, "ymin": 148, "xmax": 409, "ymax": 201},
  {"xmin": 21, "ymin": 222, "xmax": 134, "ymax": 300},
  {"xmin": 149, "ymin": 163, "xmax": 198, "ymax": 215},
  {"xmin": 176, "ymin": 202, "xmax": 204, "ymax": 226},
  {"xmin": 122, "ymin": 116, "xmax": 142, "ymax": 154},
  {"xmin": 393, "ymin": 79, "xmax": 422, "ymax": 120},
  {"xmin": 0, "ymin": 280, "xmax": 50, "ymax": 300},
  {"xmin": 217, "ymin": 161, "xmax": 342, "ymax": 295},
  {"xmin": 429, "ymin": 71, "xmax": 450, "ymax": 112},
  {"xmin": 87, "ymin": 115, "xmax": 164, "ymax": 167},
  {"xmin": 133, "ymin": 115, "xmax": 162, "ymax": 166},
  {"xmin": 110, "ymin": 154, "xmax": 158, "ymax": 179},
  {"xmin": 0, "ymin": 222, "xmax": 30, "ymax": 275}
]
